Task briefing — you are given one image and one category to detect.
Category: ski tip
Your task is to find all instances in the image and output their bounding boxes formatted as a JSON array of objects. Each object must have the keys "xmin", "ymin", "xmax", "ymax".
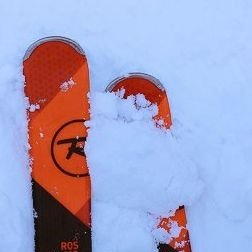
[
  {"xmin": 23, "ymin": 36, "xmax": 86, "ymax": 61},
  {"xmin": 105, "ymin": 73, "xmax": 166, "ymax": 93}
]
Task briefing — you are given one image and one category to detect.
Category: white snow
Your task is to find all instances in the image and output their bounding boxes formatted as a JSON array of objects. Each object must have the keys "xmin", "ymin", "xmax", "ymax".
[
  {"xmin": 60, "ymin": 78, "xmax": 76, "ymax": 92},
  {"xmin": 87, "ymin": 91, "xmax": 203, "ymax": 213},
  {"xmin": 86, "ymin": 92, "xmax": 203, "ymax": 251},
  {"xmin": 151, "ymin": 218, "xmax": 182, "ymax": 245},
  {"xmin": 1, "ymin": 0, "xmax": 252, "ymax": 251},
  {"xmin": 29, "ymin": 103, "xmax": 40, "ymax": 112}
]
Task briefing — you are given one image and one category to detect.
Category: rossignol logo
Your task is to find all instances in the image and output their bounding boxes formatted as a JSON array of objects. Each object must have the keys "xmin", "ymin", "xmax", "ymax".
[
  {"xmin": 60, "ymin": 241, "xmax": 79, "ymax": 252},
  {"xmin": 51, "ymin": 119, "xmax": 89, "ymax": 178}
]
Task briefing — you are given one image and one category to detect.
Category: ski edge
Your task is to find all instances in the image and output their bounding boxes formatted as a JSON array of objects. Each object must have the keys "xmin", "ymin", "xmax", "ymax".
[
  {"xmin": 105, "ymin": 72, "xmax": 166, "ymax": 93},
  {"xmin": 23, "ymin": 36, "xmax": 85, "ymax": 61}
]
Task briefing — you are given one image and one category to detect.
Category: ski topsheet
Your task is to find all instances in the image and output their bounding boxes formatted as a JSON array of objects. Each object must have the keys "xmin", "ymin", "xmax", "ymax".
[
  {"xmin": 24, "ymin": 37, "xmax": 92, "ymax": 252},
  {"xmin": 106, "ymin": 73, "xmax": 191, "ymax": 252}
]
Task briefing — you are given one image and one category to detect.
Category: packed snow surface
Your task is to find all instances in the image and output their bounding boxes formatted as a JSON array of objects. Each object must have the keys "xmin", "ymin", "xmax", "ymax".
[{"xmin": 1, "ymin": 0, "xmax": 252, "ymax": 251}]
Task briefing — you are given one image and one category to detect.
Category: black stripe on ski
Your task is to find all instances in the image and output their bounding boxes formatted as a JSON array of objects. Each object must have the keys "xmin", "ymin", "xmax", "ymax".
[
  {"xmin": 32, "ymin": 179, "xmax": 91, "ymax": 252},
  {"xmin": 158, "ymin": 243, "xmax": 178, "ymax": 252}
]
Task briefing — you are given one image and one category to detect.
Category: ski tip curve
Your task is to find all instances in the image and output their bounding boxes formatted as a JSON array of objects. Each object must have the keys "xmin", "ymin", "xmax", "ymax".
[
  {"xmin": 105, "ymin": 73, "xmax": 166, "ymax": 93},
  {"xmin": 23, "ymin": 36, "xmax": 86, "ymax": 61}
]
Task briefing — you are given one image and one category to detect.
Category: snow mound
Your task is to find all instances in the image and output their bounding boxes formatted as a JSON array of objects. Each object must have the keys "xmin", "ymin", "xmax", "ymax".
[{"xmin": 85, "ymin": 91, "xmax": 204, "ymax": 250}]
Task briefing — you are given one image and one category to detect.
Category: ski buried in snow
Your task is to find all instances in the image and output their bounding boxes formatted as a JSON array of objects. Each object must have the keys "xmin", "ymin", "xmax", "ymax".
[
  {"xmin": 24, "ymin": 37, "xmax": 92, "ymax": 252},
  {"xmin": 106, "ymin": 73, "xmax": 192, "ymax": 252}
]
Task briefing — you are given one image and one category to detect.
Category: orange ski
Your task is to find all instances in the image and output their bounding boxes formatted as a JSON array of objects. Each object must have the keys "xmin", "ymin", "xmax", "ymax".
[
  {"xmin": 24, "ymin": 37, "xmax": 91, "ymax": 252},
  {"xmin": 106, "ymin": 73, "xmax": 191, "ymax": 252}
]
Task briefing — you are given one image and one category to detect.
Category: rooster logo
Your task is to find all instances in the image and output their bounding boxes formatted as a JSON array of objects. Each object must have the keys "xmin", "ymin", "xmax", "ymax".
[{"xmin": 51, "ymin": 120, "xmax": 89, "ymax": 178}]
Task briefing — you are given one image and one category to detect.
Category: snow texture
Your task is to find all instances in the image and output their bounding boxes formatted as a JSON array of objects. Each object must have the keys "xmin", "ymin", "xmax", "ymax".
[
  {"xmin": 1, "ymin": 0, "xmax": 252, "ymax": 251},
  {"xmin": 86, "ymin": 92, "xmax": 203, "ymax": 251},
  {"xmin": 60, "ymin": 78, "xmax": 76, "ymax": 92}
]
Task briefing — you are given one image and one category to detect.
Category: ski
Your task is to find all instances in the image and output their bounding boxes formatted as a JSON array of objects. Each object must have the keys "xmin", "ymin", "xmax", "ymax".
[
  {"xmin": 106, "ymin": 73, "xmax": 191, "ymax": 252},
  {"xmin": 23, "ymin": 37, "xmax": 92, "ymax": 252}
]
